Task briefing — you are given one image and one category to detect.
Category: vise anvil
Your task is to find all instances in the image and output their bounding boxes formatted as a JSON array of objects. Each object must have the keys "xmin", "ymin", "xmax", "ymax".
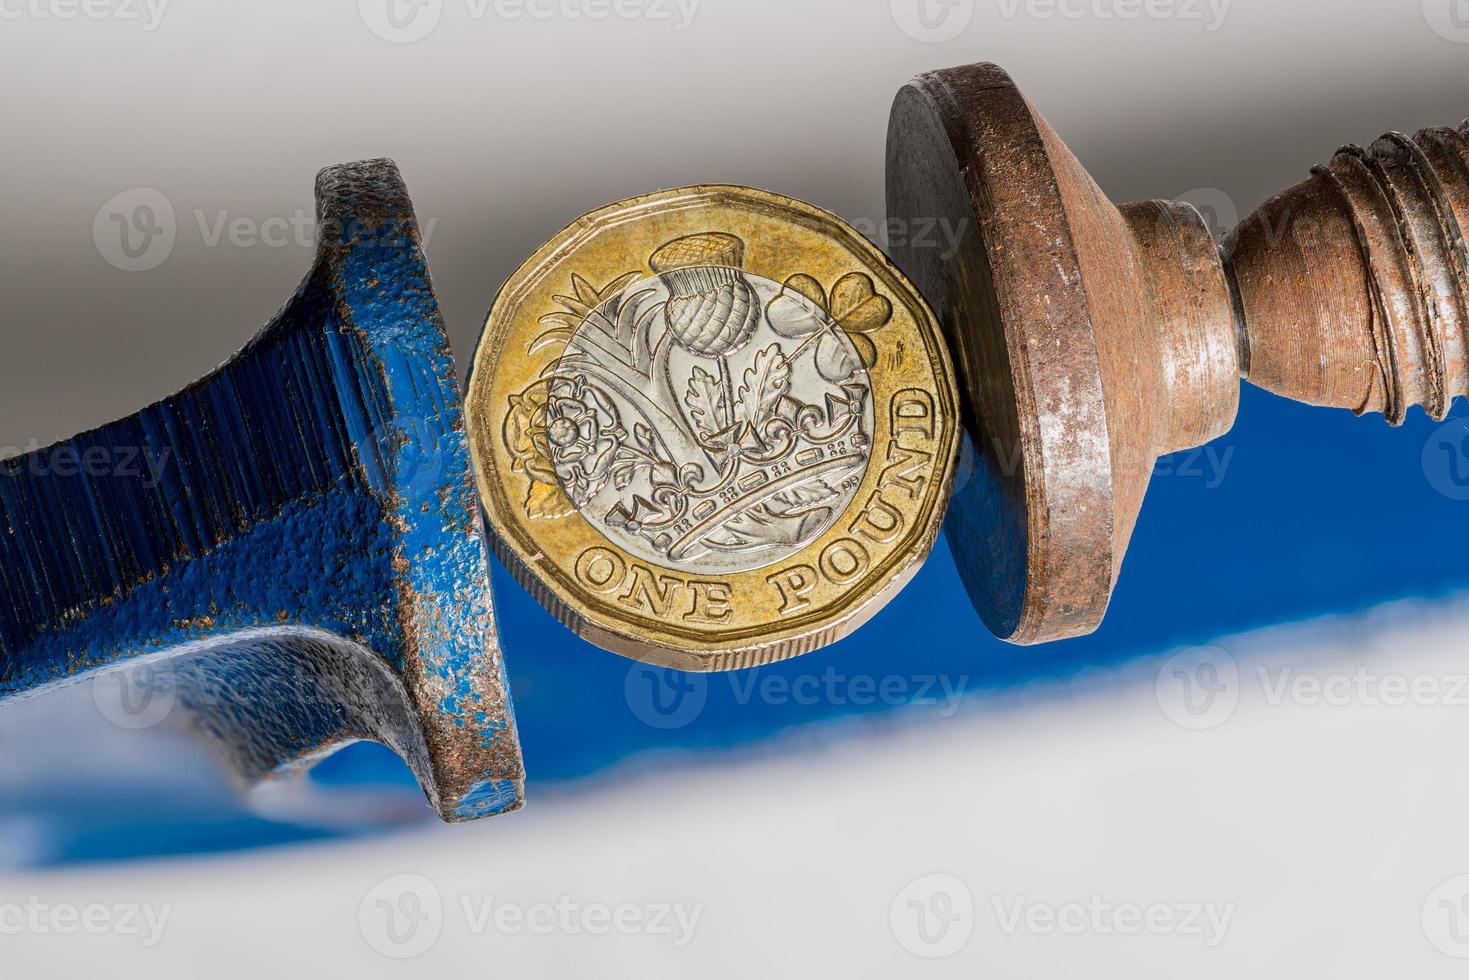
[
  {"xmin": 888, "ymin": 61, "xmax": 1469, "ymax": 645},
  {"xmin": 0, "ymin": 159, "xmax": 524, "ymax": 821}
]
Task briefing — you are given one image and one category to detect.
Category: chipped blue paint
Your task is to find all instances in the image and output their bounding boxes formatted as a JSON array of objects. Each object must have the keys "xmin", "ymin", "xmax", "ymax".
[
  {"xmin": 0, "ymin": 159, "xmax": 523, "ymax": 821},
  {"xmin": 453, "ymin": 778, "xmax": 525, "ymax": 820}
]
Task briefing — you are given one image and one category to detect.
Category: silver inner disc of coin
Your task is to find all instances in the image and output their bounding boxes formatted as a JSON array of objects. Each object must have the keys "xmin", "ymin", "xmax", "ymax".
[{"xmin": 547, "ymin": 267, "xmax": 875, "ymax": 575}]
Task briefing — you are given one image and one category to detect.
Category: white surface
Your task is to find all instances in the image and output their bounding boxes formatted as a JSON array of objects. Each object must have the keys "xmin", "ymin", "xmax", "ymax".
[{"xmin": 7, "ymin": 596, "xmax": 1469, "ymax": 977}]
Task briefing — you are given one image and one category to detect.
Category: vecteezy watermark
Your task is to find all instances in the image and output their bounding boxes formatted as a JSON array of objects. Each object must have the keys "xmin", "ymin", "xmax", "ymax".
[
  {"xmin": 357, "ymin": 0, "xmax": 443, "ymax": 42},
  {"xmin": 93, "ymin": 188, "xmax": 176, "ymax": 273},
  {"xmin": 359, "ymin": 875, "xmax": 444, "ymax": 959},
  {"xmin": 1153, "ymin": 444, "xmax": 1234, "ymax": 489},
  {"xmin": 1155, "ymin": 645, "xmax": 1240, "ymax": 731},
  {"xmin": 848, "ymin": 215, "xmax": 971, "ymax": 262},
  {"xmin": 1423, "ymin": 419, "xmax": 1469, "ymax": 500},
  {"xmin": 458, "ymin": 895, "xmax": 703, "ymax": 946},
  {"xmin": 991, "ymin": 895, "xmax": 1235, "ymax": 947},
  {"xmin": 0, "ymin": 0, "xmax": 168, "ymax": 30},
  {"xmin": 725, "ymin": 668, "xmax": 968, "ymax": 716},
  {"xmin": 92, "ymin": 660, "xmax": 179, "ymax": 730},
  {"xmin": 369, "ymin": 417, "xmax": 451, "ymax": 503},
  {"xmin": 889, "ymin": 876, "xmax": 1234, "ymax": 955},
  {"xmin": 995, "ymin": 0, "xmax": 1231, "ymax": 30},
  {"xmin": 1423, "ymin": 0, "xmax": 1469, "ymax": 43},
  {"xmin": 1423, "ymin": 874, "xmax": 1469, "ymax": 957},
  {"xmin": 625, "ymin": 664, "xmax": 709, "ymax": 730},
  {"xmin": 0, "ymin": 898, "xmax": 172, "ymax": 947},
  {"xmin": 1256, "ymin": 666, "xmax": 1469, "ymax": 709},
  {"xmin": 1175, "ymin": 187, "xmax": 1240, "ymax": 244},
  {"xmin": 1156, "ymin": 644, "xmax": 1469, "ymax": 731},
  {"xmin": 357, "ymin": 0, "xmax": 700, "ymax": 43},
  {"xmin": 624, "ymin": 662, "xmax": 969, "ymax": 729},
  {"xmin": 889, "ymin": 0, "xmax": 975, "ymax": 43},
  {"xmin": 957, "ymin": 433, "xmax": 1234, "ymax": 490},
  {"xmin": 1, "ymin": 440, "xmax": 173, "ymax": 488},
  {"xmin": 890, "ymin": 874, "xmax": 975, "ymax": 958},
  {"xmin": 94, "ymin": 187, "xmax": 439, "ymax": 272},
  {"xmin": 358, "ymin": 874, "xmax": 704, "ymax": 958}
]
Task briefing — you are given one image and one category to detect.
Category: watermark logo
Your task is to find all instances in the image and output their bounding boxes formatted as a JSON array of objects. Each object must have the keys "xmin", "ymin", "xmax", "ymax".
[
  {"xmin": 1157, "ymin": 647, "xmax": 1469, "ymax": 730},
  {"xmin": 93, "ymin": 660, "xmax": 178, "ymax": 730},
  {"xmin": 492, "ymin": 0, "xmax": 700, "ymax": 29},
  {"xmin": 358, "ymin": 0, "xmax": 443, "ymax": 42},
  {"xmin": 955, "ymin": 432, "xmax": 1233, "ymax": 487},
  {"xmin": 0, "ymin": 440, "xmax": 173, "ymax": 488},
  {"xmin": 1258, "ymin": 665, "xmax": 1469, "ymax": 708},
  {"xmin": 890, "ymin": 873, "xmax": 975, "ymax": 958},
  {"xmin": 624, "ymin": 664, "xmax": 969, "ymax": 730},
  {"xmin": 194, "ymin": 208, "xmax": 435, "ymax": 252},
  {"xmin": 992, "ymin": 895, "xmax": 1234, "ymax": 946},
  {"xmin": 1154, "ymin": 443, "xmax": 1234, "ymax": 489},
  {"xmin": 360, "ymin": 0, "xmax": 699, "ymax": 41},
  {"xmin": 0, "ymin": 0, "xmax": 169, "ymax": 30},
  {"xmin": 849, "ymin": 214, "xmax": 971, "ymax": 261},
  {"xmin": 359, "ymin": 874, "xmax": 444, "ymax": 959},
  {"xmin": 1176, "ymin": 187, "xmax": 1239, "ymax": 244},
  {"xmin": 368, "ymin": 417, "xmax": 450, "ymax": 502},
  {"xmin": 0, "ymin": 899, "xmax": 171, "ymax": 946},
  {"xmin": 1423, "ymin": 874, "xmax": 1469, "ymax": 957},
  {"xmin": 460, "ymin": 895, "xmax": 702, "ymax": 944},
  {"xmin": 995, "ymin": 0, "xmax": 1231, "ymax": 30},
  {"xmin": 726, "ymin": 669, "xmax": 968, "ymax": 718},
  {"xmin": 1155, "ymin": 645, "xmax": 1239, "ymax": 731},
  {"xmin": 93, "ymin": 188, "xmax": 175, "ymax": 273},
  {"xmin": 624, "ymin": 663, "xmax": 708, "ymax": 729},
  {"xmin": 358, "ymin": 876, "xmax": 703, "ymax": 955},
  {"xmin": 1423, "ymin": 419, "xmax": 1469, "ymax": 500},
  {"xmin": 889, "ymin": 0, "xmax": 974, "ymax": 42},
  {"xmin": 93, "ymin": 190, "xmax": 440, "ymax": 272},
  {"xmin": 1424, "ymin": 0, "xmax": 1469, "ymax": 43}
]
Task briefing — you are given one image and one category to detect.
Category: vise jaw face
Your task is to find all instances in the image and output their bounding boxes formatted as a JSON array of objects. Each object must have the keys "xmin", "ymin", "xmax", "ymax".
[{"xmin": 0, "ymin": 159, "xmax": 524, "ymax": 822}]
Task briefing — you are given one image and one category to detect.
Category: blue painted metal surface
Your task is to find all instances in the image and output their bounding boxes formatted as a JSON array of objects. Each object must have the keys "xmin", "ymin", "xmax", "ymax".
[{"xmin": 0, "ymin": 159, "xmax": 523, "ymax": 821}]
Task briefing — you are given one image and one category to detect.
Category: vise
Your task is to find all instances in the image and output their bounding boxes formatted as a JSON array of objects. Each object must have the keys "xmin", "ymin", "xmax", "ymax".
[{"xmin": 0, "ymin": 159, "xmax": 524, "ymax": 821}]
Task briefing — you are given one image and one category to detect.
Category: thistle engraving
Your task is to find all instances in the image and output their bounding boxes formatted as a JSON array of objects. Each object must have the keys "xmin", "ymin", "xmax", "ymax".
[{"xmin": 503, "ymin": 232, "xmax": 889, "ymax": 575}]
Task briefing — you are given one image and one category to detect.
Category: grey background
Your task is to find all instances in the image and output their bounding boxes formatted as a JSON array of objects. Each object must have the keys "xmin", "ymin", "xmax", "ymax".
[{"xmin": 1, "ymin": 0, "xmax": 1465, "ymax": 455}]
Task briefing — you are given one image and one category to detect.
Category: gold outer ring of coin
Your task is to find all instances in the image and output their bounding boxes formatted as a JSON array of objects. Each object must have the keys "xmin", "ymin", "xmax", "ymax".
[{"xmin": 466, "ymin": 185, "xmax": 959, "ymax": 671}]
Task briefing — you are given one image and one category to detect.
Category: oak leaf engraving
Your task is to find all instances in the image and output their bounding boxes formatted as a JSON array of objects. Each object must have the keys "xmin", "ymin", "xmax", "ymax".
[
  {"xmin": 684, "ymin": 366, "xmax": 727, "ymax": 438},
  {"xmin": 736, "ymin": 344, "xmax": 791, "ymax": 429}
]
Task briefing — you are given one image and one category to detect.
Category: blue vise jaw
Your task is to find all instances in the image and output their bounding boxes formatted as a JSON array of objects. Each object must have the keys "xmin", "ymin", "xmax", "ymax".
[{"xmin": 0, "ymin": 159, "xmax": 524, "ymax": 822}]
